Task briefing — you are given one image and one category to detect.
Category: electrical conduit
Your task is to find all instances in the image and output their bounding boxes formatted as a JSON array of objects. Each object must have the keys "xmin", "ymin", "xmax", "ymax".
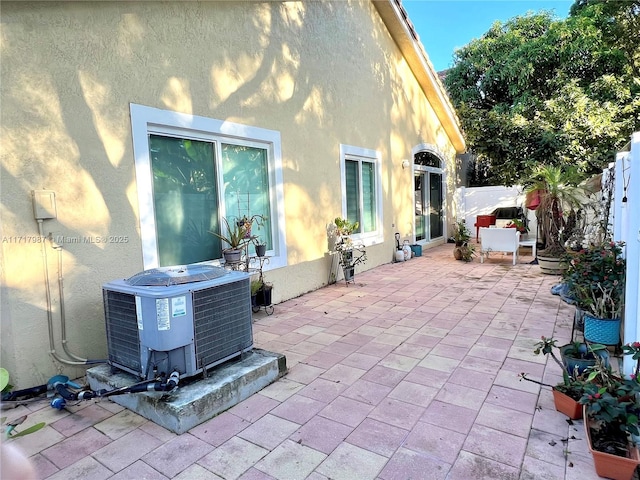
[
  {"xmin": 37, "ymin": 220, "xmax": 104, "ymax": 366},
  {"xmin": 51, "ymin": 238, "xmax": 105, "ymax": 364}
]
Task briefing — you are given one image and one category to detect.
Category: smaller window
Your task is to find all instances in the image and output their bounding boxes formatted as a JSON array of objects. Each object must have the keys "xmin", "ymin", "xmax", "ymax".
[{"xmin": 340, "ymin": 145, "xmax": 383, "ymax": 245}]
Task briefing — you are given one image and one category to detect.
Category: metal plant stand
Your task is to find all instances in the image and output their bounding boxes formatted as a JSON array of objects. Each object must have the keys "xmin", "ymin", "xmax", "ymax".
[
  {"xmin": 250, "ymin": 255, "xmax": 274, "ymax": 315},
  {"xmin": 336, "ymin": 244, "xmax": 367, "ymax": 285}
]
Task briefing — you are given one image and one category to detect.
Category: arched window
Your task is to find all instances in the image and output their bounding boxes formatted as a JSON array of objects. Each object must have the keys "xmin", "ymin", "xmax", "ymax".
[{"xmin": 414, "ymin": 151, "xmax": 442, "ymax": 169}]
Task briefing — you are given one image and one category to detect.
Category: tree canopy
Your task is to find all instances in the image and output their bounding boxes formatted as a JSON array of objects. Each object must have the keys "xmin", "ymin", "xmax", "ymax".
[{"xmin": 444, "ymin": 0, "xmax": 640, "ymax": 186}]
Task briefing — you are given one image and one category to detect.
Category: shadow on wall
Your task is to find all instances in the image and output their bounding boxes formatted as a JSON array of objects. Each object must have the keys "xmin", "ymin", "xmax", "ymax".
[{"xmin": 1, "ymin": 1, "xmax": 457, "ymax": 386}]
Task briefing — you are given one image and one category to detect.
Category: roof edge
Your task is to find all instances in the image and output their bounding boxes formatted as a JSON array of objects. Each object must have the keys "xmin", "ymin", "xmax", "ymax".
[{"xmin": 373, "ymin": 0, "xmax": 466, "ymax": 153}]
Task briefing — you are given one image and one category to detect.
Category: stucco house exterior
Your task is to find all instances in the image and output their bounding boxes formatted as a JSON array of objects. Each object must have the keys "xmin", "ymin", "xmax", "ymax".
[{"xmin": 1, "ymin": 1, "xmax": 465, "ymax": 388}]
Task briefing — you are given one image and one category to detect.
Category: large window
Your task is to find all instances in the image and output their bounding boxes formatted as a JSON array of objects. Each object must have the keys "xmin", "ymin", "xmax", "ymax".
[
  {"xmin": 340, "ymin": 144, "xmax": 383, "ymax": 244},
  {"xmin": 131, "ymin": 104, "xmax": 286, "ymax": 269}
]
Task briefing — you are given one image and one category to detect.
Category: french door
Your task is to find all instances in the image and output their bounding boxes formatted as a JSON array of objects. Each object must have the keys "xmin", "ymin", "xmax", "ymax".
[{"xmin": 414, "ymin": 169, "xmax": 443, "ymax": 242}]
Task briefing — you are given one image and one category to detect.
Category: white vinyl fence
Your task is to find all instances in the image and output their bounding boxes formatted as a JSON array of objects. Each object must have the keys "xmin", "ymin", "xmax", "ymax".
[
  {"xmin": 455, "ymin": 185, "xmax": 537, "ymax": 240},
  {"xmin": 615, "ymin": 132, "xmax": 640, "ymax": 375}
]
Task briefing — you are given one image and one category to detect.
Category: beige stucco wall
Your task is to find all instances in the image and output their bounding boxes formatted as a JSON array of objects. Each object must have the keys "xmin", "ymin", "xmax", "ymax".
[{"xmin": 1, "ymin": 1, "xmax": 461, "ymax": 387}]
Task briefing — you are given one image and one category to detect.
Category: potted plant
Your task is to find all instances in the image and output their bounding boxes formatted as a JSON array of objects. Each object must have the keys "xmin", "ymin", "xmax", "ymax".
[
  {"xmin": 570, "ymin": 242, "xmax": 626, "ymax": 345},
  {"xmin": 252, "ymin": 236, "xmax": 267, "ymax": 257},
  {"xmin": 505, "ymin": 218, "xmax": 528, "ymax": 234},
  {"xmin": 559, "ymin": 341, "xmax": 609, "ymax": 376},
  {"xmin": 451, "ymin": 220, "xmax": 470, "ymax": 246},
  {"xmin": 536, "ymin": 336, "xmax": 596, "ymax": 419},
  {"xmin": 251, "ymin": 276, "xmax": 273, "ymax": 314},
  {"xmin": 458, "ymin": 242, "xmax": 476, "ymax": 262},
  {"xmin": 581, "ymin": 390, "xmax": 640, "ymax": 480},
  {"xmin": 451, "ymin": 220, "xmax": 473, "ymax": 261},
  {"xmin": 255, "ymin": 282, "xmax": 273, "ymax": 308},
  {"xmin": 250, "ymin": 279, "xmax": 262, "ymax": 307},
  {"xmin": 332, "ymin": 217, "xmax": 366, "ymax": 283},
  {"xmin": 577, "ymin": 342, "xmax": 640, "ymax": 480},
  {"xmin": 580, "ymin": 367, "xmax": 640, "ymax": 478},
  {"xmin": 520, "ymin": 336, "xmax": 606, "ymax": 419},
  {"xmin": 250, "ymin": 227, "xmax": 274, "ymax": 314},
  {"xmin": 524, "ymin": 165, "xmax": 585, "ymax": 274},
  {"xmin": 210, "ymin": 217, "xmax": 251, "ymax": 263},
  {"xmin": 334, "ymin": 217, "xmax": 356, "ymax": 263}
]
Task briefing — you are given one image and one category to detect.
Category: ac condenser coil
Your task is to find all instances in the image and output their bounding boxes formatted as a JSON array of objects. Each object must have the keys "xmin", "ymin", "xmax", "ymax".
[{"xmin": 102, "ymin": 264, "xmax": 252, "ymax": 379}]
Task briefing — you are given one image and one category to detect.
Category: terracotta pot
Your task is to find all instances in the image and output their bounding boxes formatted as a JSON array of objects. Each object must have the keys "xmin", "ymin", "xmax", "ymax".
[
  {"xmin": 552, "ymin": 388, "xmax": 582, "ymax": 419},
  {"xmin": 583, "ymin": 407, "xmax": 640, "ymax": 480}
]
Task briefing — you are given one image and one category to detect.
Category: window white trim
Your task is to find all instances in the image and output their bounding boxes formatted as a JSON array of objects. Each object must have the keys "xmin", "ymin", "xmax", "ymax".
[
  {"xmin": 339, "ymin": 144, "xmax": 383, "ymax": 246},
  {"xmin": 130, "ymin": 103, "xmax": 287, "ymax": 270}
]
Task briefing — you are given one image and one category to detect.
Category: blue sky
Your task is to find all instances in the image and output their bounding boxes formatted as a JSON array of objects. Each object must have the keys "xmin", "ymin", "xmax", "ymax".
[{"xmin": 402, "ymin": 1, "xmax": 574, "ymax": 72}]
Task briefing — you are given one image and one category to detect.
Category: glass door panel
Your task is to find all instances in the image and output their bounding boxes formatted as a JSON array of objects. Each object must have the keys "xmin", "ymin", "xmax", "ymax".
[
  {"xmin": 429, "ymin": 172, "xmax": 443, "ymax": 239},
  {"xmin": 414, "ymin": 172, "xmax": 426, "ymax": 241}
]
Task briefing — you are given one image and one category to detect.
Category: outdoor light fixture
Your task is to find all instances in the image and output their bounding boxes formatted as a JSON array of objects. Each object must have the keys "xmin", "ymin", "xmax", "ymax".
[{"xmin": 402, "ymin": 159, "xmax": 410, "ymax": 169}]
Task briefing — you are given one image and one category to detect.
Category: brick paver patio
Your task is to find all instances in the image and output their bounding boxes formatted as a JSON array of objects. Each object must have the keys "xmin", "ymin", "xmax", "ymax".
[{"xmin": 7, "ymin": 243, "xmax": 606, "ymax": 479}]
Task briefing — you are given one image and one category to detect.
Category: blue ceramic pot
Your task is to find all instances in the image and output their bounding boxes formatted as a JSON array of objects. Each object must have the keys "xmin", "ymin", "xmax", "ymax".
[
  {"xmin": 583, "ymin": 314, "xmax": 621, "ymax": 346},
  {"xmin": 560, "ymin": 343, "xmax": 609, "ymax": 375}
]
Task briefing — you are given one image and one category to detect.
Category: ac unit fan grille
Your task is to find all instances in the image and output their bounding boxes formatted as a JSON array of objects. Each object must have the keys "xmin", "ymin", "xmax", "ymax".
[
  {"xmin": 193, "ymin": 280, "xmax": 253, "ymax": 368},
  {"xmin": 103, "ymin": 290, "xmax": 141, "ymax": 372}
]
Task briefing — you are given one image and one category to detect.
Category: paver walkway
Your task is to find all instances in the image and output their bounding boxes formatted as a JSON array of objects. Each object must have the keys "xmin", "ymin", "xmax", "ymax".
[{"xmin": 7, "ymin": 243, "xmax": 607, "ymax": 479}]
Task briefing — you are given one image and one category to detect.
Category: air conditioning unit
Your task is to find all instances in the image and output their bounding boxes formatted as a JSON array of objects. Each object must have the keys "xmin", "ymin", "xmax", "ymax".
[{"xmin": 102, "ymin": 264, "xmax": 252, "ymax": 380}]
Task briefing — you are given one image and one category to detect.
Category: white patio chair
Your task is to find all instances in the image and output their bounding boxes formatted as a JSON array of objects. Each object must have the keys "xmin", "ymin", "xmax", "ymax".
[{"xmin": 479, "ymin": 227, "xmax": 521, "ymax": 265}]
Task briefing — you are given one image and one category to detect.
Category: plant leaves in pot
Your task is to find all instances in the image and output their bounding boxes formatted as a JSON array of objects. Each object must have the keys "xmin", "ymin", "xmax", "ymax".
[
  {"xmin": 569, "ymin": 242, "xmax": 626, "ymax": 345},
  {"xmin": 578, "ymin": 341, "xmax": 640, "ymax": 479},
  {"xmin": 210, "ymin": 217, "xmax": 250, "ymax": 262},
  {"xmin": 560, "ymin": 341, "xmax": 609, "ymax": 376},
  {"xmin": 520, "ymin": 336, "xmax": 592, "ymax": 419},
  {"xmin": 580, "ymin": 389, "xmax": 640, "ymax": 479},
  {"xmin": 451, "ymin": 219, "xmax": 471, "ymax": 247},
  {"xmin": 524, "ymin": 165, "xmax": 586, "ymax": 273}
]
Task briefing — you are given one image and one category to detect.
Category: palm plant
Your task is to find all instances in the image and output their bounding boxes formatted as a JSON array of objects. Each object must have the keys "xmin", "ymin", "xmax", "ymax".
[{"xmin": 525, "ymin": 165, "xmax": 585, "ymax": 256}]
